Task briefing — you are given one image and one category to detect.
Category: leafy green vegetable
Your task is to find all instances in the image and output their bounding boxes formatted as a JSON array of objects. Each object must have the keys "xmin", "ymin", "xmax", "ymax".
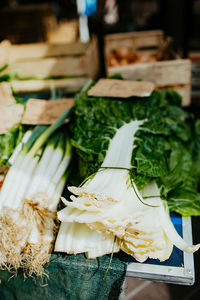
[
  {"xmin": 70, "ymin": 81, "xmax": 200, "ymax": 217},
  {"xmin": 189, "ymin": 119, "xmax": 200, "ymax": 181},
  {"xmin": 167, "ymin": 189, "xmax": 200, "ymax": 216}
]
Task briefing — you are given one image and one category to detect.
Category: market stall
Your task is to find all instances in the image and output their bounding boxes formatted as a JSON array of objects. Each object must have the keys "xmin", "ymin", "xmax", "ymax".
[{"xmin": 0, "ymin": 1, "xmax": 200, "ymax": 300}]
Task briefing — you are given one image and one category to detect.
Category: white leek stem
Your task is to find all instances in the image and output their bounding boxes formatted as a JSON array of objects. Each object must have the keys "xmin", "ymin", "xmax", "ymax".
[
  {"xmin": 48, "ymin": 175, "xmax": 68, "ymax": 211},
  {"xmin": 46, "ymin": 155, "xmax": 71, "ymax": 197},
  {"xmin": 36, "ymin": 147, "xmax": 63, "ymax": 194},
  {"xmin": 26, "ymin": 144, "xmax": 54, "ymax": 198},
  {"xmin": 9, "ymin": 155, "xmax": 40, "ymax": 209},
  {"xmin": 8, "ymin": 130, "xmax": 33, "ymax": 166},
  {"xmin": 51, "ymin": 155, "xmax": 71, "ymax": 187},
  {"xmin": 0, "ymin": 149, "xmax": 41, "ymax": 209},
  {"xmin": 46, "ymin": 138, "xmax": 72, "ymax": 199},
  {"xmin": 0, "ymin": 154, "xmax": 24, "ymax": 209}
]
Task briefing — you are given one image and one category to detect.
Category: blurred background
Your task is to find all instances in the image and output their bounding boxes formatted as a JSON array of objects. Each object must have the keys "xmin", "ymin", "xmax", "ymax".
[
  {"xmin": 1, "ymin": 0, "xmax": 200, "ymax": 104},
  {"xmin": 1, "ymin": 0, "xmax": 199, "ymax": 51}
]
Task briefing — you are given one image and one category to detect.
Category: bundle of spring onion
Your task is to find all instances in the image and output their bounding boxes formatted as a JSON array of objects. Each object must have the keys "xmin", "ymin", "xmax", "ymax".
[
  {"xmin": 55, "ymin": 81, "xmax": 200, "ymax": 262},
  {"xmin": 0, "ymin": 109, "xmax": 72, "ymax": 276}
]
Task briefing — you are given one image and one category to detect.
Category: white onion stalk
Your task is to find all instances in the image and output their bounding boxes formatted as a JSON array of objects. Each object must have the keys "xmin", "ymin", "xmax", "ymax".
[
  {"xmin": 56, "ymin": 121, "xmax": 200, "ymax": 262},
  {"xmin": 0, "ymin": 108, "xmax": 72, "ymax": 276},
  {"xmin": 26, "ymin": 142, "xmax": 55, "ymax": 199},
  {"xmin": 8, "ymin": 130, "xmax": 33, "ymax": 166},
  {"xmin": 10, "ymin": 153, "xmax": 42, "ymax": 210},
  {"xmin": 36, "ymin": 138, "xmax": 64, "ymax": 194},
  {"xmin": 0, "ymin": 154, "xmax": 24, "ymax": 209}
]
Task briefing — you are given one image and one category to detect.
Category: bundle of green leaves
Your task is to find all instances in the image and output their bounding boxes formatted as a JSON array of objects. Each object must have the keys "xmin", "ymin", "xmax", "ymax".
[{"xmin": 70, "ymin": 80, "xmax": 200, "ymax": 217}]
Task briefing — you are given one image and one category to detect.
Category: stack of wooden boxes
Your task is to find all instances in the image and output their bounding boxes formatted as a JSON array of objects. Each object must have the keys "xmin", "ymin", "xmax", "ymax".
[{"xmin": 105, "ymin": 30, "xmax": 191, "ymax": 106}]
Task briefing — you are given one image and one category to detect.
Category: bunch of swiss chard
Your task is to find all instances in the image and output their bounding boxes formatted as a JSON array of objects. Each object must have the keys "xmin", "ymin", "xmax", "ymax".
[
  {"xmin": 54, "ymin": 80, "xmax": 200, "ymax": 263},
  {"xmin": 70, "ymin": 81, "xmax": 200, "ymax": 217}
]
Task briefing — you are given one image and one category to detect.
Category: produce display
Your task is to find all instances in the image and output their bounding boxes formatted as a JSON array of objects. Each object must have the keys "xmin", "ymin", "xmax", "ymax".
[
  {"xmin": 0, "ymin": 79, "xmax": 200, "ymax": 278},
  {"xmin": 55, "ymin": 81, "xmax": 200, "ymax": 263}
]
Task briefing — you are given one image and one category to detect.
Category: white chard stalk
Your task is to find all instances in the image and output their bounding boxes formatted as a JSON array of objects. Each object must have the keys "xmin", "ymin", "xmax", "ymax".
[
  {"xmin": 55, "ymin": 121, "xmax": 200, "ymax": 262},
  {"xmin": 0, "ymin": 109, "xmax": 72, "ymax": 276}
]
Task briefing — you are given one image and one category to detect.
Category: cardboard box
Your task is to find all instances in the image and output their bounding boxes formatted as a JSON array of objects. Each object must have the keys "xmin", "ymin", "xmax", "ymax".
[{"xmin": 105, "ymin": 30, "xmax": 191, "ymax": 106}]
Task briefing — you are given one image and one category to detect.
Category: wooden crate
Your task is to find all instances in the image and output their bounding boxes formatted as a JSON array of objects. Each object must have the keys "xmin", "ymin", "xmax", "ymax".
[
  {"xmin": 188, "ymin": 51, "xmax": 200, "ymax": 101},
  {"xmin": 0, "ymin": 35, "xmax": 99, "ymax": 94},
  {"xmin": 105, "ymin": 30, "xmax": 191, "ymax": 106}
]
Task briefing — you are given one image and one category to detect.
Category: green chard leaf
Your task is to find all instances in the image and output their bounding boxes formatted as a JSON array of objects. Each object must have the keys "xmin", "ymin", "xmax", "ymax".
[{"xmin": 167, "ymin": 188, "xmax": 200, "ymax": 217}]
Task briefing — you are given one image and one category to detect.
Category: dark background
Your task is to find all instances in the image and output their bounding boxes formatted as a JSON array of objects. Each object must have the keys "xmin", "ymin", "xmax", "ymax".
[{"xmin": 0, "ymin": 0, "xmax": 199, "ymax": 54}]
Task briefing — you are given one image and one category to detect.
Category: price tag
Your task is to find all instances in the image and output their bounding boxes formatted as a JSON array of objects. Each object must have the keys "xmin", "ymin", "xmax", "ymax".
[
  {"xmin": 22, "ymin": 98, "xmax": 74, "ymax": 125},
  {"xmin": 0, "ymin": 104, "xmax": 24, "ymax": 134},
  {"xmin": 87, "ymin": 79, "xmax": 155, "ymax": 98}
]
